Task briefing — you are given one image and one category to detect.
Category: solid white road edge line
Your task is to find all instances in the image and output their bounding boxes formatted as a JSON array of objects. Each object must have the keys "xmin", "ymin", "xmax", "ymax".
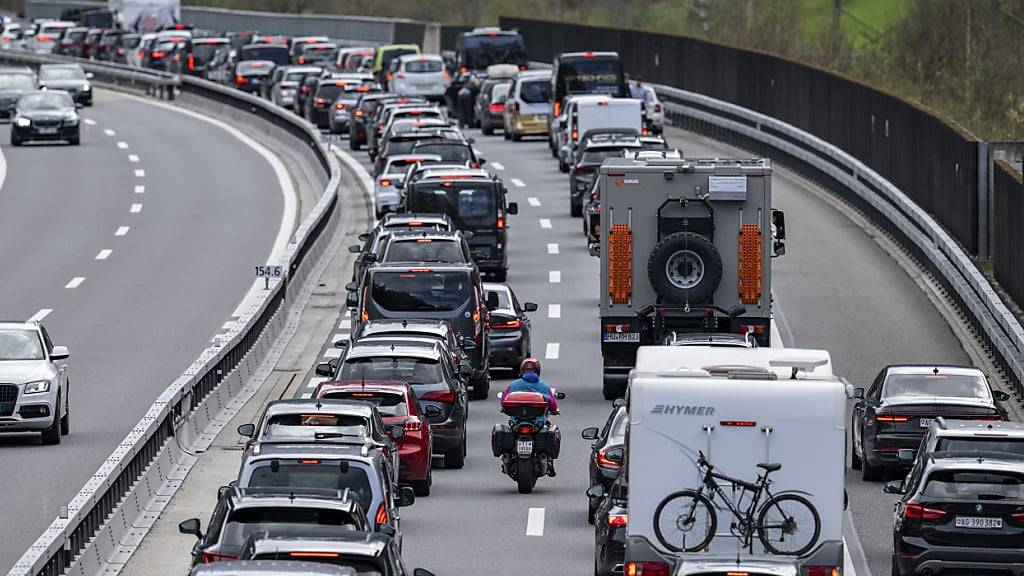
[
  {"xmin": 526, "ymin": 507, "xmax": 545, "ymax": 536},
  {"xmin": 28, "ymin": 309, "xmax": 52, "ymax": 322},
  {"xmin": 65, "ymin": 277, "xmax": 85, "ymax": 289},
  {"xmin": 544, "ymin": 342, "xmax": 559, "ymax": 359},
  {"xmin": 95, "ymin": 249, "xmax": 112, "ymax": 260}
]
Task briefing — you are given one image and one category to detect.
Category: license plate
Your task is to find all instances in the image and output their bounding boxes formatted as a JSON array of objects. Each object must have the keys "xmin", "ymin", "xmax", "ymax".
[
  {"xmin": 603, "ymin": 332, "xmax": 640, "ymax": 343},
  {"xmin": 919, "ymin": 418, "xmax": 933, "ymax": 428},
  {"xmin": 37, "ymin": 127, "xmax": 58, "ymax": 134},
  {"xmin": 516, "ymin": 439, "xmax": 533, "ymax": 456},
  {"xmin": 955, "ymin": 516, "xmax": 1002, "ymax": 529}
]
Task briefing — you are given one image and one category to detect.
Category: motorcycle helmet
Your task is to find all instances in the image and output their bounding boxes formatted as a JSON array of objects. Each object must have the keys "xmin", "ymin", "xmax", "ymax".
[{"xmin": 520, "ymin": 358, "xmax": 541, "ymax": 376}]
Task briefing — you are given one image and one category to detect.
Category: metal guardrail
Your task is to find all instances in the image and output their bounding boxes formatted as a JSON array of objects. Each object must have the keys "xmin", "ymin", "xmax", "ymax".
[
  {"xmin": 653, "ymin": 84, "xmax": 1024, "ymax": 393},
  {"xmin": 0, "ymin": 52, "xmax": 343, "ymax": 576}
]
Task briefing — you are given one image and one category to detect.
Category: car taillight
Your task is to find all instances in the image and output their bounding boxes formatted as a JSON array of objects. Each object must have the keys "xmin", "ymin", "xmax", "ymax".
[
  {"xmin": 553, "ymin": 100, "xmax": 560, "ymax": 117},
  {"xmin": 591, "ymin": 189, "xmax": 598, "ymax": 201},
  {"xmin": 301, "ymin": 85, "xmax": 311, "ymax": 95},
  {"xmin": 152, "ymin": 50, "xmax": 165, "ymax": 58},
  {"xmin": 442, "ymin": 70, "xmax": 450, "ymax": 79},
  {"xmin": 187, "ymin": 54, "xmax": 195, "ymax": 70},
  {"xmin": 422, "ymin": 390, "xmax": 455, "ymax": 403},
  {"xmin": 355, "ymin": 109, "xmax": 364, "ymax": 117},
  {"xmin": 404, "ymin": 417, "xmax": 423, "ymax": 431},
  {"xmin": 572, "ymin": 129, "xmax": 578, "ymax": 141},
  {"xmin": 137, "ymin": 50, "xmax": 145, "ymax": 58},
  {"xmin": 596, "ymin": 446, "xmax": 623, "ymax": 470},
  {"xmin": 397, "ymin": 73, "xmax": 405, "ymax": 80},
  {"xmin": 297, "ymin": 57, "xmax": 306, "ymax": 64},
  {"xmin": 202, "ymin": 552, "xmax": 237, "ymax": 563},
  {"xmin": 489, "ymin": 103, "xmax": 505, "ymax": 113},
  {"xmin": 903, "ymin": 501, "xmax": 946, "ymax": 521},
  {"xmin": 37, "ymin": 34, "xmax": 53, "ymax": 42},
  {"xmin": 875, "ymin": 414, "xmax": 910, "ymax": 423},
  {"xmin": 625, "ymin": 562, "xmax": 670, "ymax": 576},
  {"xmin": 491, "ymin": 318, "xmax": 521, "ymax": 330},
  {"xmin": 802, "ymin": 567, "xmax": 839, "ymax": 576},
  {"xmin": 360, "ymin": 286, "xmax": 369, "ymax": 322},
  {"xmin": 335, "ymin": 102, "xmax": 347, "ymax": 110},
  {"xmin": 607, "ymin": 513, "xmax": 628, "ymax": 528},
  {"xmin": 235, "ymin": 75, "xmax": 246, "ymax": 85},
  {"xmin": 379, "ymin": 179, "xmax": 392, "ymax": 187},
  {"xmin": 385, "ymin": 73, "xmax": 393, "ymax": 81},
  {"xmin": 375, "ymin": 502, "xmax": 388, "ymax": 525},
  {"xmin": 459, "ymin": 66, "xmax": 468, "ymax": 74},
  {"xmin": 315, "ymin": 97, "xmax": 326, "ymax": 107}
]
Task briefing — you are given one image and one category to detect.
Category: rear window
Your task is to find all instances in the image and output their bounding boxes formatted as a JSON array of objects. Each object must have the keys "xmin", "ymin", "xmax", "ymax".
[
  {"xmin": 385, "ymin": 239, "xmax": 465, "ymax": 263},
  {"xmin": 582, "ymin": 149, "xmax": 624, "ymax": 163},
  {"xmin": 122, "ymin": 35, "xmax": 141, "ymax": 49},
  {"xmin": 236, "ymin": 61, "xmax": 272, "ymax": 74},
  {"xmin": 251, "ymin": 554, "xmax": 381, "ymax": 573},
  {"xmin": 492, "ymin": 83, "xmax": 511, "ymax": 102},
  {"xmin": 371, "ymin": 270, "xmax": 472, "ymax": 312},
  {"xmin": 263, "ymin": 413, "xmax": 369, "ymax": 440},
  {"xmin": 559, "ymin": 57, "xmax": 623, "ymax": 96},
  {"xmin": 923, "ymin": 470, "xmax": 1024, "ymax": 500},
  {"xmin": 316, "ymin": 83, "xmax": 351, "ymax": 100},
  {"xmin": 936, "ymin": 438, "xmax": 1024, "ymax": 455},
  {"xmin": 486, "ymin": 288, "xmax": 512, "ymax": 311},
  {"xmin": 191, "ymin": 42, "xmax": 224, "ymax": 64},
  {"xmin": 245, "ymin": 462, "xmax": 373, "ymax": 511},
  {"xmin": 323, "ymin": 391, "xmax": 409, "ymax": 417},
  {"xmin": 411, "ymin": 143, "xmax": 471, "ymax": 164},
  {"xmin": 408, "ymin": 182, "xmax": 496, "ymax": 227},
  {"xmin": 384, "ymin": 137, "xmax": 441, "ymax": 158},
  {"xmin": 883, "ymin": 374, "xmax": 990, "ymax": 399},
  {"xmin": 381, "ymin": 47, "xmax": 417, "ymax": 68},
  {"xmin": 340, "ymin": 356, "xmax": 444, "ymax": 385},
  {"xmin": 519, "ymin": 79, "xmax": 551, "ymax": 104},
  {"xmin": 404, "ymin": 59, "xmax": 443, "ymax": 73},
  {"xmin": 240, "ymin": 45, "xmax": 290, "ymax": 66}
]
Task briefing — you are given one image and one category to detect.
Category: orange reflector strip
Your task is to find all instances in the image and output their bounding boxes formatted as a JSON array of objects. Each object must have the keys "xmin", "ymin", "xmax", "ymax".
[
  {"xmin": 738, "ymin": 223, "xmax": 762, "ymax": 305},
  {"xmin": 608, "ymin": 224, "xmax": 633, "ymax": 304},
  {"xmin": 721, "ymin": 421, "xmax": 756, "ymax": 427}
]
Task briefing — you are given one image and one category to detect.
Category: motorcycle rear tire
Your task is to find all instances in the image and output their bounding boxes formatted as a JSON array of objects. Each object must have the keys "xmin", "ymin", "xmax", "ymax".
[{"xmin": 517, "ymin": 456, "xmax": 536, "ymax": 494}]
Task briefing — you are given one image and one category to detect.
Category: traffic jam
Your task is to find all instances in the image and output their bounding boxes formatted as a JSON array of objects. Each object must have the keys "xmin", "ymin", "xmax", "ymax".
[{"xmin": 2, "ymin": 12, "xmax": 1023, "ymax": 576}]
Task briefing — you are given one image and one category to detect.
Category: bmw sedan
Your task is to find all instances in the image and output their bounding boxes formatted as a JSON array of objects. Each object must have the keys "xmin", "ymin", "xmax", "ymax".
[
  {"xmin": 37, "ymin": 63, "xmax": 92, "ymax": 106},
  {"xmin": 11, "ymin": 90, "xmax": 81, "ymax": 146}
]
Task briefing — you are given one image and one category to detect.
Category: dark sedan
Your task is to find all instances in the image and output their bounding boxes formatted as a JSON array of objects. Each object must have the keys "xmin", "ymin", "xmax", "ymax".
[
  {"xmin": 851, "ymin": 364, "xmax": 1008, "ymax": 481},
  {"xmin": 590, "ymin": 473, "xmax": 627, "ymax": 576},
  {"xmin": 37, "ymin": 64, "xmax": 92, "ymax": 106},
  {"xmin": 234, "ymin": 60, "xmax": 275, "ymax": 94},
  {"xmin": 483, "ymin": 282, "xmax": 536, "ymax": 377},
  {"xmin": 11, "ymin": 90, "xmax": 80, "ymax": 146},
  {"xmin": 0, "ymin": 69, "xmax": 37, "ymax": 118},
  {"xmin": 582, "ymin": 399, "xmax": 627, "ymax": 522}
]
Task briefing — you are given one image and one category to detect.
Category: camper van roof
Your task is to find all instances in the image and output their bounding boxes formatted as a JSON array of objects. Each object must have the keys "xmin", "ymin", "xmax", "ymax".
[{"xmin": 633, "ymin": 346, "xmax": 834, "ymax": 381}]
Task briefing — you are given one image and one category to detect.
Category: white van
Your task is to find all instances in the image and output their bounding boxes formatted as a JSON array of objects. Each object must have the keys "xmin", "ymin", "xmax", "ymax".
[
  {"xmin": 625, "ymin": 346, "xmax": 846, "ymax": 576},
  {"xmin": 558, "ymin": 95, "xmax": 643, "ymax": 172},
  {"xmin": 389, "ymin": 54, "xmax": 449, "ymax": 102}
]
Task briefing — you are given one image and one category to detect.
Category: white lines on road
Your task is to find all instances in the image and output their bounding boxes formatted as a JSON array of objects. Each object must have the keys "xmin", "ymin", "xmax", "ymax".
[
  {"xmin": 115, "ymin": 226, "xmax": 130, "ymax": 236},
  {"xmin": 490, "ymin": 162, "xmax": 505, "ymax": 171},
  {"xmin": 134, "ymin": 169, "xmax": 146, "ymax": 178},
  {"xmin": 526, "ymin": 507, "xmax": 545, "ymax": 536},
  {"xmin": 83, "ymin": 118, "xmax": 96, "ymax": 126},
  {"xmin": 130, "ymin": 203, "xmax": 143, "ymax": 213},
  {"xmin": 549, "ymin": 270, "xmax": 561, "ymax": 283},
  {"xmin": 305, "ymin": 377, "xmax": 329, "ymax": 390},
  {"xmin": 548, "ymin": 304, "xmax": 561, "ymax": 318},
  {"xmin": 528, "ymin": 197, "xmax": 541, "ymax": 207},
  {"xmin": 65, "ymin": 277, "xmax": 85, "ymax": 289},
  {"xmin": 128, "ymin": 154, "xmax": 140, "ymax": 163},
  {"xmin": 323, "ymin": 348, "xmax": 343, "ymax": 359},
  {"xmin": 338, "ymin": 318, "xmax": 352, "ymax": 330},
  {"xmin": 103, "ymin": 128, "xmax": 116, "ymax": 136},
  {"xmin": 95, "ymin": 249, "xmax": 112, "ymax": 260},
  {"xmin": 547, "ymin": 243, "xmax": 559, "ymax": 254},
  {"xmin": 510, "ymin": 178, "xmax": 525, "ymax": 188},
  {"xmin": 333, "ymin": 333, "xmax": 348, "ymax": 345},
  {"xmin": 117, "ymin": 141, "xmax": 129, "ymax": 149},
  {"xmin": 545, "ymin": 342, "xmax": 560, "ymax": 359},
  {"xmin": 28, "ymin": 309, "xmax": 52, "ymax": 322},
  {"xmin": 134, "ymin": 185, "xmax": 145, "ymax": 194},
  {"xmin": 539, "ymin": 218, "xmax": 552, "ymax": 229}
]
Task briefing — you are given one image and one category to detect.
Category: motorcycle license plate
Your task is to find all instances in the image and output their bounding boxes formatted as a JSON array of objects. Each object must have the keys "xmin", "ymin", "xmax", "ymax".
[
  {"xmin": 955, "ymin": 516, "xmax": 1002, "ymax": 529},
  {"xmin": 516, "ymin": 439, "xmax": 533, "ymax": 456}
]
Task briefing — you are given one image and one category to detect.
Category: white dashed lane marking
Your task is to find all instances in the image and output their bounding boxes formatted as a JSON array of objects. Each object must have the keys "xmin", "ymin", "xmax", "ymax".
[
  {"xmin": 526, "ymin": 508, "xmax": 545, "ymax": 536},
  {"xmin": 128, "ymin": 154, "xmax": 140, "ymax": 163},
  {"xmin": 333, "ymin": 333, "xmax": 348, "ymax": 345},
  {"xmin": 338, "ymin": 318, "xmax": 352, "ymax": 330},
  {"xmin": 95, "ymin": 249, "xmax": 112, "ymax": 260},
  {"xmin": 510, "ymin": 178, "xmax": 525, "ymax": 188},
  {"xmin": 130, "ymin": 203, "xmax": 142, "ymax": 213},
  {"xmin": 134, "ymin": 169, "xmax": 145, "ymax": 177},
  {"xmin": 547, "ymin": 243, "xmax": 559, "ymax": 254},
  {"xmin": 29, "ymin": 309, "xmax": 53, "ymax": 322},
  {"xmin": 549, "ymin": 271, "xmax": 561, "ymax": 283},
  {"xmin": 115, "ymin": 226, "xmax": 130, "ymax": 236},
  {"xmin": 83, "ymin": 118, "xmax": 96, "ymax": 126},
  {"xmin": 528, "ymin": 197, "xmax": 541, "ymax": 207},
  {"xmin": 117, "ymin": 141, "xmax": 129, "ymax": 149},
  {"xmin": 539, "ymin": 219, "xmax": 551, "ymax": 229},
  {"xmin": 134, "ymin": 185, "xmax": 145, "ymax": 194},
  {"xmin": 545, "ymin": 342, "xmax": 560, "ymax": 359},
  {"xmin": 548, "ymin": 304, "xmax": 561, "ymax": 318},
  {"xmin": 323, "ymin": 348, "xmax": 343, "ymax": 359},
  {"xmin": 491, "ymin": 162, "xmax": 505, "ymax": 171},
  {"xmin": 103, "ymin": 129, "xmax": 115, "ymax": 136},
  {"xmin": 306, "ymin": 377, "xmax": 329, "ymax": 390},
  {"xmin": 64, "ymin": 277, "xmax": 85, "ymax": 289}
]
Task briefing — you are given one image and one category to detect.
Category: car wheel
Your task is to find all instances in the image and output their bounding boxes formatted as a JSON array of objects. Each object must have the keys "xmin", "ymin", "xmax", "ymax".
[
  {"xmin": 412, "ymin": 470, "xmax": 431, "ymax": 497},
  {"xmin": 647, "ymin": 231, "xmax": 724, "ymax": 305},
  {"xmin": 481, "ymin": 124, "xmax": 493, "ymax": 136},
  {"xmin": 559, "ymin": 157, "xmax": 569, "ymax": 173},
  {"xmin": 69, "ymin": 132, "xmax": 80, "ymax": 146},
  {"xmin": 503, "ymin": 128, "xmax": 510, "ymax": 140},
  {"xmin": 512, "ymin": 132, "xmax": 522, "ymax": 142},
  {"xmin": 60, "ymin": 384, "xmax": 69, "ymax": 435},
  {"xmin": 41, "ymin": 393, "xmax": 61, "ymax": 445},
  {"xmin": 890, "ymin": 556, "xmax": 902, "ymax": 576},
  {"xmin": 588, "ymin": 497, "xmax": 598, "ymax": 525},
  {"xmin": 862, "ymin": 458, "xmax": 883, "ymax": 482},
  {"xmin": 571, "ymin": 198, "xmax": 583, "ymax": 217},
  {"xmin": 10, "ymin": 132, "xmax": 21, "ymax": 146},
  {"xmin": 350, "ymin": 138, "xmax": 359, "ymax": 151},
  {"xmin": 850, "ymin": 432, "xmax": 862, "ymax": 470},
  {"xmin": 492, "ymin": 269, "xmax": 507, "ymax": 282},
  {"xmin": 444, "ymin": 436, "xmax": 466, "ymax": 469}
]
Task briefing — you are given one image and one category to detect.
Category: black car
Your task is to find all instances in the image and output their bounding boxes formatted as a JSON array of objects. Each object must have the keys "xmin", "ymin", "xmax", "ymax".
[
  {"xmin": 93, "ymin": 29, "xmax": 128, "ymax": 62},
  {"xmin": 307, "ymin": 78, "xmax": 360, "ymax": 129},
  {"xmin": 0, "ymin": 68, "xmax": 37, "ymax": 118},
  {"xmin": 11, "ymin": 90, "xmax": 80, "ymax": 146},
  {"xmin": 234, "ymin": 60, "xmax": 275, "ymax": 94},
  {"xmin": 590, "ymin": 473, "xmax": 628, "ymax": 576},
  {"xmin": 187, "ymin": 38, "xmax": 231, "ymax": 76},
  {"xmin": 318, "ymin": 339, "xmax": 470, "ymax": 469},
  {"xmin": 239, "ymin": 530, "xmax": 434, "ymax": 576},
  {"xmin": 474, "ymin": 78, "xmax": 511, "ymax": 136},
  {"xmin": 569, "ymin": 131, "xmax": 641, "ymax": 217},
  {"xmin": 238, "ymin": 43, "xmax": 292, "ymax": 68},
  {"xmin": 851, "ymin": 365, "xmax": 1008, "ymax": 481},
  {"xmin": 885, "ymin": 453, "xmax": 1024, "ymax": 576},
  {"xmin": 582, "ymin": 399, "xmax": 627, "ymax": 522},
  {"xmin": 37, "ymin": 64, "xmax": 92, "ymax": 106},
  {"xmin": 482, "ymin": 282, "xmax": 536, "ymax": 377},
  {"xmin": 350, "ymin": 92, "xmax": 393, "ymax": 151}
]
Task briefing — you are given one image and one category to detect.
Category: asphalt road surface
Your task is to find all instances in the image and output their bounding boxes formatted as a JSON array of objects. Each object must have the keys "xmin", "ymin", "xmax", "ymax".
[
  {"xmin": 0, "ymin": 89, "xmax": 285, "ymax": 572},
  {"xmin": 300, "ymin": 124, "xmax": 970, "ymax": 576}
]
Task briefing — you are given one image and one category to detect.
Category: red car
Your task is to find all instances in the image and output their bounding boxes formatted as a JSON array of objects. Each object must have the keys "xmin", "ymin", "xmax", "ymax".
[{"xmin": 314, "ymin": 380, "xmax": 433, "ymax": 496}]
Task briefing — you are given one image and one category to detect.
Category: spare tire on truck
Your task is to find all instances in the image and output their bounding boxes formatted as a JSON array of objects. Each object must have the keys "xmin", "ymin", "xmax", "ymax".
[{"xmin": 647, "ymin": 232, "xmax": 723, "ymax": 305}]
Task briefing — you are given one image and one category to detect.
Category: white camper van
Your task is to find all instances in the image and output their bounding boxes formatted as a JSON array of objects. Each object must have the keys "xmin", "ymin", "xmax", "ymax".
[{"xmin": 625, "ymin": 346, "xmax": 847, "ymax": 576}]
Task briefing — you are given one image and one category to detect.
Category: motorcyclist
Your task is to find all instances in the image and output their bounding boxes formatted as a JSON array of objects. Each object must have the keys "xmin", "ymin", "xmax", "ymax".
[{"xmin": 502, "ymin": 358, "xmax": 559, "ymax": 476}]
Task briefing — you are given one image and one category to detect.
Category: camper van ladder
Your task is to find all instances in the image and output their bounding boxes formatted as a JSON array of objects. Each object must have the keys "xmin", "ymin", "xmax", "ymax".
[
  {"xmin": 702, "ymin": 424, "xmax": 714, "ymax": 462},
  {"xmin": 761, "ymin": 425, "xmax": 773, "ymax": 464}
]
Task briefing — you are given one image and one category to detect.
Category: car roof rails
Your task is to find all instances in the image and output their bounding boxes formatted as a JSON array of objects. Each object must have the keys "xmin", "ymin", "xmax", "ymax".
[{"xmin": 935, "ymin": 416, "xmax": 948, "ymax": 430}]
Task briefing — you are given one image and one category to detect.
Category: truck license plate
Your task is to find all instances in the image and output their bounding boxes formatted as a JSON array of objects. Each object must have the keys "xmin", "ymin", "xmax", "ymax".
[
  {"xmin": 603, "ymin": 332, "xmax": 640, "ymax": 343},
  {"xmin": 516, "ymin": 439, "xmax": 533, "ymax": 456},
  {"xmin": 955, "ymin": 516, "xmax": 1002, "ymax": 529}
]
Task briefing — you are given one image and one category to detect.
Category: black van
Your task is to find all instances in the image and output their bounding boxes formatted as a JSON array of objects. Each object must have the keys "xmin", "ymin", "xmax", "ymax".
[
  {"xmin": 550, "ymin": 51, "xmax": 627, "ymax": 119},
  {"xmin": 349, "ymin": 263, "xmax": 493, "ymax": 398},
  {"xmin": 401, "ymin": 169, "xmax": 518, "ymax": 281}
]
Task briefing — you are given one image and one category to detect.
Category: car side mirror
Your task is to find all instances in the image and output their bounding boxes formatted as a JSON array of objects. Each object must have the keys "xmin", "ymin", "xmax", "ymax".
[
  {"xmin": 334, "ymin": 339, "xmax": 349, "ymax": 349},
  {"xmin": 586, "ymin": 484, "xmax": 606, "ymax": 499},
  {"xmin": 75, "ymin": 102, "xmax": 83, "ymax": 109},
  {"xmin": 178, "ymin": 518, "xmax": 202, "ymax": 540},
  {"xmin": 883, "ymin": 480, "xmax": 905, "ymax": 495},
  {"xmin": 389, "ymin": 425, "xmax": 404, "ymax": 439},
  {"xmin": 358, "ymin": 233, "xmax": 370, "ymax": 241},
  {"xmin": 897, "ymin": 448, "xmax": 915, "ymax": 462},
  {"xmin": 424, "ymin": 405, "xmax": 442, "ymax": 417},
  {"xmin": 581, "ymin": 427, "xmax": 599, "ymax": 440},
  {"xmin": 237, "ymin": 423, "xmax": 255, "ymax": 438},
  {"xmin": 316, "ymin": 360, "xmax": 336, "ymax": 378},
  {"xmin": 771, "ymin": 209, "xmax": 786, "ymax": 240},
  {"xmin": 345, "ymin": 282, "xmax": 358, "ymax": 292},
  {"xmin": 50, "ymin": 346, "xmax": 70, "ymax": 360},
  {"xmin": 466, "ymin": 137, "xmax": 475, "ymax": 144},
  {"xmin": 559, "ymin": 119, "xmax": 567, "ymax": 129},
  {"xmin": 477, "ymin": 155, "xmax": 486, "ymax": 165},
  {"xmin": 398, "ymin": 486, "xmax": 415, "ymax": 507},
  {"xmin": 413, "ymin": 569, "xmax": 436, "ymax": 576},
  {"xmin": 772, "ymin": 240, "xmax": 786, "ymax": 258},
  {"xmin": 458, "ymin": 363, "xmax": 472, "ymax": 378},
  {"xmin": 346, "ymin": 292, "xmax": 359, "ymax": 309},
  {"xmin": 472, "ymin": 251, "xmax": 488, "ymax": 261},
  {"xmin": 523, "ymin": 302, "xmax": 538, "ymax": 313},
  {"xmin": 994, "ymin": 390, "xmax": 1011, "ymax": 402},
  {"xmin": 362, "ymin": 252, "xmax": 378, "ymax": 263},
  {"xmin": 507, "ymin": 202, "xmax": 518, "ymax": 215},
  {"xmin": 846, "ymin": 385, "xmax": 864, "ymax": 399},
  {"xmin": 486, "ymin": 292, "xmax": 500, "ymax": 310},
  {"xmin": 349, "ymin": 244, "xmax": 362, "ymax": 253}
]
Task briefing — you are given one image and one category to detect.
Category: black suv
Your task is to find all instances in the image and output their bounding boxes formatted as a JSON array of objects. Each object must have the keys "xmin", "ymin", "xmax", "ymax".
[
  {"xmin": 885, "ymin": 453, "xmax": 1024, "ymax": 576},
  {"xmin": 402, "ymin": 169, "xmax": 518, "ymax": 280}
]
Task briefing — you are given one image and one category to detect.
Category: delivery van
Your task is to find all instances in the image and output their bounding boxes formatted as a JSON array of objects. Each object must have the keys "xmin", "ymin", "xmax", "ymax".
[{"xmin": 557, "ymin": 95, "xmax": 643, "ymax": 172}]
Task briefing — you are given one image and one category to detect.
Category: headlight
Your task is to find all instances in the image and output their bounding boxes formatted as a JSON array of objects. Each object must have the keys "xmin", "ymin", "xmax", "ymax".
[
  {"xmin": 24, "ymin": 380, "xmax": 50, "ymax": 394},
  {"xmin": 14, "ymin": 117, "xmax": 29, "ymax": 127},
  {"xmin": 65, "ymin": 113, "xmax": 79, "ymax": 125},
  {"xmin": 82, "ymin": 83, "xmax": 91, "ymax": 91}
]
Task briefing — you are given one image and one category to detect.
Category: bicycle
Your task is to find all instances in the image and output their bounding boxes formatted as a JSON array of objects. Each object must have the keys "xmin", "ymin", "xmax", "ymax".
[{"xmin": 653, "ymin": 451, "xmax": 821, "ymax": 556}]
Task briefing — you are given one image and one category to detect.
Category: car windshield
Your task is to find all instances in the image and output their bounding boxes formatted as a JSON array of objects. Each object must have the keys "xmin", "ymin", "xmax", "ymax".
[
  {"xmin": 340, "ymin": 357, "xmax": 444, "ymax": 385},
  {"xmin": 240, "ymin": 45, "xmax": 290, "ymax": 66},
  {"xmin": 562, "ymin": 58, "xmax": 622, "ymax": 95},
  {"xmin": 385, "ymin": 240, "xmax": 465, "ymax": 263},
  {"xmin": 519, "ymin": 79, "xmax": 551, "ymax": 104},
  {"xmin": 923, "ymin": 470, "xmax": 1024, "ymax": 500},
  {"xmin": 371, "ymin": 270, "xmax": 472, "ymax": 312},
  {"xmin": 39, "ymin": 67, "xmax": 84, "ymax": 80},
  {"xmin": 936, "ymin": 438, "xmax": 1024, "ymax": 454},
  {"xmin": 19, "ymin": 92, "xmax": 72, "ymax": 110},
  {"xmin": 0, "ymin": 329, "xmax": 45, "ymax": 361},
  {"xmin": 0, "ymin": 75, "xmax": 34, "ymax": 90},
  {"xmin": 883, "ymin": 373, "xmax": 990, "ymax": 399},
  {"xmin": 408, "ymin": 183, "xmax": 495, "ymax": 227},
  {"xmin": 262, "ymin": 413, "xmax": 369, "ymax": 439},
  {"xmin": 224, "ymin": 503, "xmax": 365, "ymax": 545},
  {"xmin": 405, "ymin": 58, "xmax": 443, "ymax": 73},
  {"xmin": 412, "ymin": 143, "xmax": 471, "ymax": 164},
  {"xmin": 462, "ymin": 34, "xmax": 525, "ymax": 70},
  {"xmin": 322, "ymin": 391, "xmax": 409, "ymax": 417}
]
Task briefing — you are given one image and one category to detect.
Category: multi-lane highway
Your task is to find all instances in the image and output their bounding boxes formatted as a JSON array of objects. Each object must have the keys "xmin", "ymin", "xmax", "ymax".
[
  {"xmin": 294, "ymin": 123, "xmax": 971, "ymax": 576},
  {"xmin": 0, "ymin": 88, "xmax": 287, "ymax": 572}
]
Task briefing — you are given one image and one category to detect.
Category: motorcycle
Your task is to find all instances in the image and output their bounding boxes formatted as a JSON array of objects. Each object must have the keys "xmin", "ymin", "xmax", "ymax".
[{"xmin": 491, "ymin": 389, "xmax": 566, "ymax": 493}]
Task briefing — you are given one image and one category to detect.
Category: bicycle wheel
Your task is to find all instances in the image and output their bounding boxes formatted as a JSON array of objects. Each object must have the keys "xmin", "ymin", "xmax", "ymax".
[
  {"xmin": 653, "ymin": 490, "xmax": 717, "ymax": 553},
  {"xmin": 756, "ymin": 493, "xmax": 821, "ymax": 556}
]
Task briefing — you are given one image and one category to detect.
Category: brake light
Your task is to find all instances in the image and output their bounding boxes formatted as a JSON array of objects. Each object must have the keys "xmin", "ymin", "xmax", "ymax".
[
  {"xmin": 903, "ymin": 501, "xmax": 946, "ymax": 521},
  {"xmin": 335, "ymin": 102, "xmax": 347, "ymax": 110},
  {"xmin": 422, "ymin": 390, "xmax": 455, "ymax": 403},
  {"xmin": 37, "ymin": 34, "xmax": 53, "ymax": 42},
  {"xmin": 803, "ymin": 567, "xmax": 840, "ymax": 576},
  {"xmin": 442, "ymin": 70, "xmax": 450, "ymax": 79},
  {"xmin": 721, "ymin": 420, "xmax": 757, "ymax": 427},
  {"xmin": 397, "ymin": 73, "xmax": 405, "ymax": 80},
  {"xmin": 553, "ymin": 100, "xmax": 560, "ymax": 117},
  {"xmin": 607, "ymin": 513, "xmax": 628, "ymax": 527},
  {"xmin": 355, "ymin": 109, "xmax": 364, "ymax": 117},
  {"xmin": 491, "ymin": 318, "xmax": 521, "ymax": 330},
  {"xmin": 298, "ymin": 459, "xmax": 321, "ymax": 464},
  {"xmin": 625, "ymin": 562, "xmax": 669, "ymax": 576},
  {"xmin": 739, "ymin": 323, "xmax": 766, "ymax": 335},
  {"xmin": 315, "ymin": 97, "xmax": 326, "ymax": 107},
  {"xmin": 301, "ymin": 85, "xmax": 312, "ymax": 95},
  {"xmin": 516, "ymin": 425, "xmax": 533, "ymax": 434},
  {"xmin": 459, "ymin": 66, "xmax": 468, "ymax": 74},
  {"xmin": 375, "ymin": 502, "xmax": 388, "ymax": 525},
  {"xmin": 404, "ymin": 417, "xmax": 423, "ymax": 431},
  {"xmin": 583, "ymin": 51, "xmax": 596, "ymax": 58},
  {"xmin": 497, "ymin": 206, "xmax": 505, "ymax": 230},
  {"xmin": 138, "ymin": 50, "xmax": 145, "ymax": 58},
  {"xmin": 361, "ymin": 286, "xmax": 369, "ymax": 322},
  {"xmin": 573, "ymin": 165, "xmax": 595, "ymax": 176},
  {"xmin": 151, "ymin": 50, "xmax": 165, "ymax": 58},
  {"xmin": 334, "ymin": 81, "xmax": 347, "ymax": 87},
  {"xmin": 385, "ymin": 73, "xmax": 393, "ymax": 81},
  {"xmin": 291, "ymin": 552, "xmax": 340, "ymax": 558},
  {"xmin": 489, "ymin": 103, "xmax": 505, "ymax": 113},
  {"xmin": 642, "ymin": 126, "xmax": 650, "ymax": 136},
  {"xmin": 876, "ymin": 414, "xmax": 911, "ymax": 423},
  {"xmin": 596, "ymin": 447, "xmax": 622, "ymax": 469},
  {"xmin": 235, "ymin": 75, "xmax": 246, "ymax": 86},
  {"xmin": 572, "ymin": 129, "xmax": 578, "ymax": 141},
  {"xmin": 187, "ymin": 54, "xmax": 195, "ymax": 70},
  {"xmin": 379, "ymin": 179, "xmax": 392, "ymax": 187},
  {"xmin": 202, "ymin": 552, "xmax": 237, "ymax": 563}
]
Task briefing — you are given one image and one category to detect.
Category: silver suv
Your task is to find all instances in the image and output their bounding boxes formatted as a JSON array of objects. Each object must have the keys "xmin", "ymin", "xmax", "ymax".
[{"xmin": 0, "ymin": 321, "xmax": 70, "ymax": 444}]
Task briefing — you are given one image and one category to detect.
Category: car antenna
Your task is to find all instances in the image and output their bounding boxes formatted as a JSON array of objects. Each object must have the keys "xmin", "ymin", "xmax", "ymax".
[{"xmin": 933, "ymin": 366, "xmax": 940, "ymax": 375}]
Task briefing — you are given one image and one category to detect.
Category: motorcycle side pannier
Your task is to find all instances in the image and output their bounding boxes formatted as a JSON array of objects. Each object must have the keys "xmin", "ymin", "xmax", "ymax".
[
  {"xmin": 535, "ymin": 425, "xmax": 561, "ymax": 459},
  {"xmin": 491, "ymin": 423, "xmax": 515, "ymax": 457}
]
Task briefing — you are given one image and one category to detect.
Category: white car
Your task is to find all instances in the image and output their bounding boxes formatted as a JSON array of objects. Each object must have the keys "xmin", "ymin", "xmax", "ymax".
[
  {"xmin": 0, "ymin": 321, "xmax": 71, "ymax": 444},
  {"xmin": 24, "ymin": 21, "xmax": 74, "ymax": 54},
  {"xmin": 1, "ymin": 23, "xmax": 23, "ymax": 50},
  {"xmin": 127, "ymin": 33, "xmax": 158, "ymax": 68},
  {"xmin": 389, "ymin": 54, "xmax": 449, "ymax": 102},
  {"xmin": 374, "ymin": 153, "xmax": 443, "ymax": 218},
  {"xmin": 641, "ymin": 84, "xmax": 664, "ymax": 134}
]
